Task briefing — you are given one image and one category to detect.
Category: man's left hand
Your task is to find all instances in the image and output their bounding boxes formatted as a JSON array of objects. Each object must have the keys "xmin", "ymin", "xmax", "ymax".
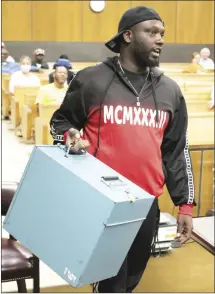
[{"xmin": 175, "ymin": 214, "xmax": 193, "ymax": 244}]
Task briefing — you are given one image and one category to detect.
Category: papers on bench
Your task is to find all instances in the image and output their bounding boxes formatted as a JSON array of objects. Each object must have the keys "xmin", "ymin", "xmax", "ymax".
[
  {"xmin": 192, "ymin": 216, "xmax": 214, "ymax": 254},
  {"xmin": 152, "ymin": 213, "xmax": 177, "ymax": 254}
]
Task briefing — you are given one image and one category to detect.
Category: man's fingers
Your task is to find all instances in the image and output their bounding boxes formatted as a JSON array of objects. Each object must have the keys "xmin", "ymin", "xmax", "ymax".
[
  {"xmin": 75, "ymin": 133, "xmax": 80, "ymax": 139},
  {"xmin": 68, "ymin": 128, "xmax": 80, "ymax": 138},
  {"xmin": 179, "ymin": 233, "xmax": 190, "ymax": 244},
  {"xmin": 69, "ymin": 139, "xmax": 90, "ymax": 154},
  {"xmin": 79, "ymin": 140, "xmax": 90, "ymax": 149},
  {"xmin": 176, "ymin": 220, "xmax": 183, "ymax": 236}
]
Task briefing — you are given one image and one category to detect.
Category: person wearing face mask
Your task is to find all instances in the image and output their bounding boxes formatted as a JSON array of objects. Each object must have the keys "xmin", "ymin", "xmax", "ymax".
[{"xmin": 9, "ymin": 56, "xmax": 41, "ymax": 94}]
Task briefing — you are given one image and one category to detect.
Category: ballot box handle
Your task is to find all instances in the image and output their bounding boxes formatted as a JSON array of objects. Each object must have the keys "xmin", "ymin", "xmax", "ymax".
[
  {"xmin": 101, "ymin": 176, "xmax": 137, "ymax": 202},
  {"xmin": 104, "ymin": 217, "xmax": 146, "ymax": 227},
  {"xmin": 101, "ymin": 176, "xmax": 127, "ymax": 188},
  {"xmin": 58, "ymin": 144, "xmax": 86, "ymax": 158}
]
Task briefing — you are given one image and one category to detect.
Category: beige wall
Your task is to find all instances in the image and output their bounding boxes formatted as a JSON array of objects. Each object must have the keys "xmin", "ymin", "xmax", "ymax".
[{"xmin": 2, "ymin": 0, "xmax": 214, "ymax": 44}]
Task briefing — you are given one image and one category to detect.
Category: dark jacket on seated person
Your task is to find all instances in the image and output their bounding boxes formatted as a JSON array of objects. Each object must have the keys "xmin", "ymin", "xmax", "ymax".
[{"xmin": 31, "ymin": 60, "xmax": 49, "ymax": 70}]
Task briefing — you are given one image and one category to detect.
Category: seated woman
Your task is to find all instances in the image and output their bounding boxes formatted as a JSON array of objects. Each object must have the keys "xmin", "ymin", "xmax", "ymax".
[
  {"xmin": 49, "ymin": 57, "xmax": 74, "ymax": 85},
  {"xmin": 183, "ymin": 52, "xmax": 205, "ymax": 74},
  {"xmin": 9, "ymin": 55, "xmax": 40, "ymax": 94}
]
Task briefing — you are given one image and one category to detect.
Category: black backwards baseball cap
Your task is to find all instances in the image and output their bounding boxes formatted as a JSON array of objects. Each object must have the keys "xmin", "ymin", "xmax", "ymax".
[{"xmin": 105, "ymin": 6, "xmax": 163, "ymax": 53}]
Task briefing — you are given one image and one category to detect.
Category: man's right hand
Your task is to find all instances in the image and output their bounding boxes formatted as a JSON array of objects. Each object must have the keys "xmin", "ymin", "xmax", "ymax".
[{"xmin": 66, "ymin": 128, "xmax": 90, "ymax": 154}]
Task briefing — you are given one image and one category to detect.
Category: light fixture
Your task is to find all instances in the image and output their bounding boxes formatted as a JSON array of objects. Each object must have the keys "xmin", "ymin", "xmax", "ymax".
[{"xmin": 90, "ymin": 0, "xmax": 106, "ymax": 13}]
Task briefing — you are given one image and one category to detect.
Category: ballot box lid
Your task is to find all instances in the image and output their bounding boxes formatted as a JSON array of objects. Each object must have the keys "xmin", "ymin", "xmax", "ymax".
[{"xmin": 35, "ymin": 145, "xmax": 154, "ymax": 204}]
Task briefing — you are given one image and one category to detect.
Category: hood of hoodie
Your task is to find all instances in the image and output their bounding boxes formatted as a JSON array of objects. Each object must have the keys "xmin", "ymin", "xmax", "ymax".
[
  {"xmin": 103, "ymin": 56, "xmax": 164, "ymax": 80},
  {"xmin": 102, "ymin": 56, "xmax": 164, "ymax": 122}
]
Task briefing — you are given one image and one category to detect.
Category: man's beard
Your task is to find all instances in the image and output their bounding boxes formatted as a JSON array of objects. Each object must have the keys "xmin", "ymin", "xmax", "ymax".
[{"xmin": 133, "ymin": 46, "xmax": 160, "ymax": 68}]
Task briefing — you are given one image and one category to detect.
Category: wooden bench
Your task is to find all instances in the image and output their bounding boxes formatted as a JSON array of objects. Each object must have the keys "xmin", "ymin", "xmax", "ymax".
[
  {"xmin": 186, "ymin": 100, "xmax": 212, "ymax": 112},
  {"xmin": 169, "ymin": 74, "xmax": 214, "ymax": 83},
  {"xmin": 35, "ymin": 104, "xmax": 59, "ymax": 145},
  {"xmin": 11, "ymin": 86, "xmax": 40, "ymax": 131},
  {"xmin": 1, "ymin": 74, "xmax": 11, "ymax": 118},
  {"xmin": 21, "ymin": 93, "xmax": 38, "ymax": 141},
  {"xmin": 184, "ymin": 92, "xmax": 211, "ymax": 102}
]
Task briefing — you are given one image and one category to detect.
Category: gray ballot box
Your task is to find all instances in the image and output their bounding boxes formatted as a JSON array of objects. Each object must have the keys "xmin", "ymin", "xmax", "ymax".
[{"xmin": 3, "ymin": 145, "xmax": 154, "ymax": 287}]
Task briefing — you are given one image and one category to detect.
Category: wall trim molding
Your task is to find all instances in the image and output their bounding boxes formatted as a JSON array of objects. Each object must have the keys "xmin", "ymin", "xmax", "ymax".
[{"xmin": 4, "ymin": 42, "xmax": 214, "ymax": 63}]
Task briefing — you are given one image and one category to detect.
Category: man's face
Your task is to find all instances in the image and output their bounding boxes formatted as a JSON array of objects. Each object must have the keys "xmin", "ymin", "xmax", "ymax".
[
  {"xmin": 36, "ymin": 54, "xmax": 44, "ymax": 62},
  {"xmin": 201, "ymin": 49, "xmax": 210, "ymax": 59},
  {"xmin": 124, "ymin": 19, "xmax": 164, "ymax": 67},
  {"xmin": 1, "ymin": 48, "xmax": 8, "ymax": 62},
  {"xmin": 54, "ymin": 66, "xmax": 68, "ymax": 84}
]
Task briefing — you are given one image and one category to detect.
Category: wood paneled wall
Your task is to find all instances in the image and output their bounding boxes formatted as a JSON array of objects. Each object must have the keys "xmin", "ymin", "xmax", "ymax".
[
  {"xmin": 2, "ymin": 0, "xmax": 214, "ymax": 44},
  {"xmin": 2, "ymin": 1, "xmax": 32, "ymax": 41}
]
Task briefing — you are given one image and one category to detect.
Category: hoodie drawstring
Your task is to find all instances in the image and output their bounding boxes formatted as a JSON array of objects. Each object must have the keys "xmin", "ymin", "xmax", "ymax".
[
  {"xmin": 150, "ymin": 72, "xmax": 159, "ymax": 123},
  {"xmin": 94, "ymin": 70, "xmax": 116, "ymax": 158}
]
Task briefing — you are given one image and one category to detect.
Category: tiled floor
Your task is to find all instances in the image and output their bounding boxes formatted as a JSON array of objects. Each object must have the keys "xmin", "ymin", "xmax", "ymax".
[
  {"xmin": 1, "ymin": 120, "xmax": 76, "ymax": 292},
  {"xmin": 2, "ymin": 120, "xmax": 34, "ymax": 183}
]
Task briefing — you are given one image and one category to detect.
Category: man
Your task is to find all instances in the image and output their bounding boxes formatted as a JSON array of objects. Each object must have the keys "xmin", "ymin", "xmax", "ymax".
[
  {"xmin": 50, "ymin": 6, "xmax": 195, "ymax": 293},
  {"xmin": 49, "ymin": 58, "xmax": 74, "ymax": 85},
  {"xmin": 199, "ymin": 47, "xmax": 214, "ymax": 70},
  {"xmin": 32, "ymin": 48, "xmax": 49, "ymax": 70},
  {"xmin": 36, "ymin": 65, "xmax": 68, "ymax": 106},
  {"xmin": 2, "ymin": 42, "xmax": 15, "ymax": 62},
  {"xmin": 1, "ymin": 47, "xmax": 20, "ymax": 74}
]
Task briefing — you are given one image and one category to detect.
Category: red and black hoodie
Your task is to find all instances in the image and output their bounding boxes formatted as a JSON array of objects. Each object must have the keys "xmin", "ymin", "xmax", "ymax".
[{"xmin": 50, "ymin": 56, "xmax": 196, "ymax": 215}]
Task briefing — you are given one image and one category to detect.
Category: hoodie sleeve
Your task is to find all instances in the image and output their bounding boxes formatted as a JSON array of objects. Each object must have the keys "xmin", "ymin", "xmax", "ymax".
[
  {"xmin": 161, "ymin": 93, "xmax": 196, "ymax": 211},
  {"xmin": 50, "ymin": 73, "xmax": 87, "ymax": 142}
]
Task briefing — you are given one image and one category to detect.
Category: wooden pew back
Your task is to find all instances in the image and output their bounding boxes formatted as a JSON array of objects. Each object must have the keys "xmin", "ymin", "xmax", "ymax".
[{"xmin": 35, "ymin": 104, "xmax": 59, "ymax": 145}]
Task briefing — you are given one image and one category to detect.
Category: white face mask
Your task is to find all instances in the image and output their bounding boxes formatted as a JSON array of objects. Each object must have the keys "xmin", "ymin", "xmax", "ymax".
[{"xmin": 20, "ymin": 64, "xmax": 31, "ymax": 74}]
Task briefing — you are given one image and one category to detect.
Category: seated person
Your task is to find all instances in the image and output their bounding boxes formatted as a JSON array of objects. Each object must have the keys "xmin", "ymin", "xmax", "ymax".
[
  {"xmin": 1, "ymin": 48, "xmax": 20, "ymax": 74},
  {"xmin": 31, "ymin": 48, "xmax": 49, "ymax": 71},
  {"xmin": 53, "ymin": 54, "xmax": 72, "ymax": 68},
  {"xmin": 2, "ymin": 42, "xmax": 15, "ymax": 62},
  {"xmin": 199, "ymin": 48, "xmax": 214, "ymax": 71},
  {"xmin": 35, "ymin": 66, "xmax": 68, "ymax": 106},
  {"xmin": 56, "ymin": 54, "xmax": 71, "ymax": 64},
  {"xmin": 183, "ymin": 52, "xmax": 204, "ymax": 74},
  {"xmin": 49, "ymin": 58, "xmax": 74, "ymax": 85},
  {"xmin": 208, "ymin": 86, "xmax": 214, "ymax": 109},
  {"xmin": 9, "ymin": 55, "xmax": 40, "ymax": 94}
]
